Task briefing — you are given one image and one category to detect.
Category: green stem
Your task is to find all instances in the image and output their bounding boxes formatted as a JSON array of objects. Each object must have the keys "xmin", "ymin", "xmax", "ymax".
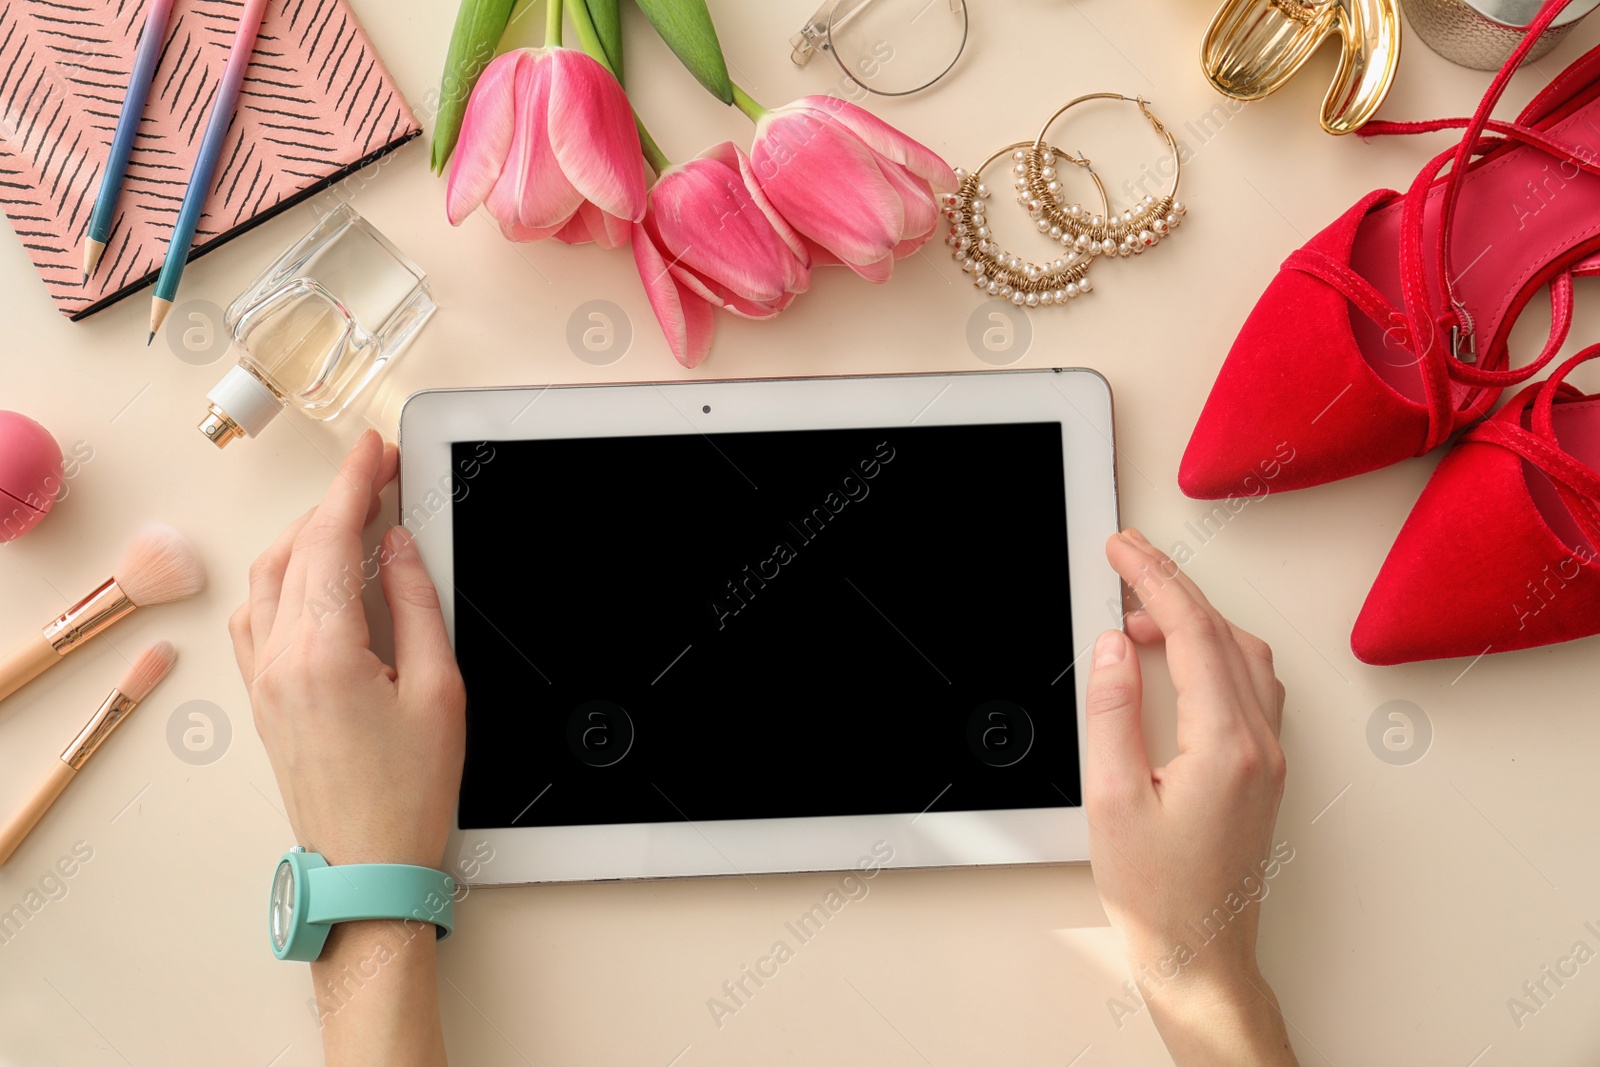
[
  {"xmin": 635, "ymin": 115, "xmax": 671, "ymax": 175},
  {"xmin": 566, "ymin": 0, "xmax": 613, "ymax": 77},
  {"xmin": 730, "ymin": 83, "xmax": 768, "ymax": 123},
  {"xmin": 545, "ymin": 0, "xmax": 563, "ymax": 47}
]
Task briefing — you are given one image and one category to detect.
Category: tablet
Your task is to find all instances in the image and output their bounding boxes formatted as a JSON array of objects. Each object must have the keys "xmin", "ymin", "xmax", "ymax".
[{"xmin": 399, "ymin": 370, "xmax": 1120, "ymax": 885}]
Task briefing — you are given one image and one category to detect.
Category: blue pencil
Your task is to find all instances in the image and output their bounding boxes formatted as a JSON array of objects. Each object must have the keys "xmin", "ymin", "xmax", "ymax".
[
  {"xmin": 147, "ymin": 0, "xmax": 271, "ymax": 344},
  {"xmin": 83, "ymin": 0, "xmax": 175, "ymax": 282}
]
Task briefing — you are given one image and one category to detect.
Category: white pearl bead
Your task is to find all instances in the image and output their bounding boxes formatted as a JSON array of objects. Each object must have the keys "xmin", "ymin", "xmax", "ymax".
[
  {"xmin": 1039, "ymin": 290, "xmax": 1053, "ymax": 305},
  {"xmin": 1067, "ymin": 203, "xmax": 1082, "ymax": 218},
  {"xmin": 1165, "ymin": 212, "xmax": 1179, "ymax": 228},
  {"xmin": 1054, "ymin": 288, "xmax": 1068, "ymax": 303},
  {"xmin": 1091, "ymin": 214, "xmax": 1104, "ymax": 228},
  {"xmin": 1173, "ymin": 201, "xmax": 1186, "ymax": 215},
  {"xmin": 976, "ymin": 226, "xmax": 991, "ymax": 239},
  {"xmin": 1046, "ymin": 181, "xmax": 1062, "ymax": 196},
  {"xmin": 986, "ymin": 281, "xmax": 1000, "ymax": 295},
  {"xmin": 953, "ymin": 168, "xmax": 967, "ymax": 179},
  {"xmin": 1012, "ymin": 291, "xmax": 1026, "ymax": 306},
  {"xmin": 1065, "ymin": 251, "xmax": 1079, "ymax": 265},
  {"xmin": 1139, "ymin": 229, "xmax": 1155, "ymax": 246},
  {"xmin": 1100, "ymin": 238, "xmax": 1116, "ymax": 255},
  {"xmin": 1025, "ymin": 292, "xmax": 1039, "ymax": 307},
  {"xmin": 1012, "ymin": 162, "xmax": 1026, "ymax": 176},
  {"xmin": 1152, "ymin": 219, "xmax": 1168, "ymax": 235},
  {"xmin": 1078, "ymin": 277, "xmax": 1092, "ymax": 294},
  {"xmin": 972, "ymin": 213, "xmax": 985, "ymax": 227},
  {"xmin": 1041, "ymin": 150, "xmax": 1056, "ymax": 165},
  {"xmin": 1036, "ymin": 219, "xmax": 1051, "ymax": 233},
  {"xmin": 976, "ymin": 182, "xmax": 989, "ymax": 198},
  {"xmin": 1144, "ymin": 194, "xmax": 1155, "ymax": 203},
  {"xmin": 1041, "ymin": 166, "xmax": 1056, "ymax": 181},
  {"xmin": 1132, "ymin": 202, "xmax": 1145, "ymax": 216},
  {"xmin": 1074, "ymin": 234, "xmax": 1091, "ymax": 251},
  {"xmin": 1048, "ymin": 225, "xmax": 1062, "ymax": 240},
  {"xmin": 1066, "ymin": 282, "xmax": 1079, "ymax": 298},
  {"xmin": 1013, "ymin": 149, "xmax": 1026, "ymax": 162},
  {"xmin": 999, "ymin": 284, "xmax": 1012, "ymax": 297}
]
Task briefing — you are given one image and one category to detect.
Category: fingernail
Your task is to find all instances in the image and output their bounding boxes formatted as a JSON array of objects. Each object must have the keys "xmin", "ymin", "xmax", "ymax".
[
  {"xmin": 1094, "ymin": 630, "xmax": 1127, "ymax": 667},
  {"xmin": 1126, "ymin": 528, "xmax": 1151, "ymax": 547}
]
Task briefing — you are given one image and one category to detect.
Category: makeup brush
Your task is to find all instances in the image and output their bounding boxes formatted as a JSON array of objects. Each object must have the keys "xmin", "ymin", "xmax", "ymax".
[
  {"xmin": 0, "ymin": 525, "xmax": 203, "ymax": 703},
  {"xmin": 0, "ymin": 642, "xmax": 176, "ymax": 865}
]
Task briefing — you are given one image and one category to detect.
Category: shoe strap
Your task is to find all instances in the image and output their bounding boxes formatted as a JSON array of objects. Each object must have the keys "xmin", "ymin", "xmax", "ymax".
[
  {"xmin": 1466, "ymin": 351, "xmax": 1600, "ymax": 548},
  {"xmin": 1352, "ymin": 0, "xmax": 1594, "ymax": 436}
]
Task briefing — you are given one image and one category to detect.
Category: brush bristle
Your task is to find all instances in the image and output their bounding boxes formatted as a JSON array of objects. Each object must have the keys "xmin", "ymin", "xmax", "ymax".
[
  {"xmin": 118, "ymin": 641, "xmax": 176, "ymax": 703},
  {"xmin": 115, "ymin": 524, "xmax": 206, "ymax": 607}
]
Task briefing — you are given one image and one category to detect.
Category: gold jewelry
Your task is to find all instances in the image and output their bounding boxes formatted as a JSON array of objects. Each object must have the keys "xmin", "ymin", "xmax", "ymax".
[
  {"xmin": 943, "ymin": 141, "xmax": 1103, "ymax": 308},
  {"xmin": 1016, "ymin": 94, "xmax": 1187, "ymax": 261}
]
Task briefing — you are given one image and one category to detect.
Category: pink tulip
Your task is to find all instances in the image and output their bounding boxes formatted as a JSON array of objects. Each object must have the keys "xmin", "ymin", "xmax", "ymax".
[
  {"xmin": 632, "ymin": 142, "xmax": 810, "ymax": 368},
  {"xmin": 446, "ymin": 48, "xmax": 647, "ymax": 249},
  {"xmin": 747, "ymin": 97, "xmax": 956, "ymax": 282}
]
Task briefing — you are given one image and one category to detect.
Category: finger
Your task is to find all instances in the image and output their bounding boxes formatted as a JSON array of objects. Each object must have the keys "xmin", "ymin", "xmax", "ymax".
[
  {"xmin": 278, "ymin": 431, "xmax": 389, "ymax": 641},
  {"xmin": 369, "ymin": 442, "xmax": 399, "ymax": 527},
  {"xmin": 1227, "ymin": 620, "xmax": 1284, "ymax": 737},
  {"xmin": 228, "ymin": 602, "xmax": 254, "ymax": 682},
  {"xmin": 1106, "ymin": 533, "xmax": 1245, "ymax": 732},
  {"xmin": 1124, "ymin": 608, "xmax": 1163, "ymax": 646},
  {"xmin": 248, "ymin": 507, "xmax": 315, "ymax": 664},
  {"xmin": 378, "ymin": 525, "xmax": 458, "ymax": 698},
  {"xmin": 1083, "ymin": 629, "xmax": 1153, "ymax": 812}
]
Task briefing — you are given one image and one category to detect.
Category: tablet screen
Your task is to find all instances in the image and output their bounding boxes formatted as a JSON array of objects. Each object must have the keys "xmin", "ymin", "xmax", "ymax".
[{"xmin": 450, "ymin": 421, "xmax": 1081, "ymax": 829}]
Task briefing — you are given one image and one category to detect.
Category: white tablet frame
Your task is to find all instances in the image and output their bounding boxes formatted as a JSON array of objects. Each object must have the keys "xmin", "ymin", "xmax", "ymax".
[{"xmin": 399, "ymin": 369, "xmax": 1120, "ymax": 886}]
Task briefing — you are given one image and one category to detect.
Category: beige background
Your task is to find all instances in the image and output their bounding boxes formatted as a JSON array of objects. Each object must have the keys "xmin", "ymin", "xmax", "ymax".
[{"xmin": 3, "ymin": 0, "xmax": 1599, "ymax": 1064}]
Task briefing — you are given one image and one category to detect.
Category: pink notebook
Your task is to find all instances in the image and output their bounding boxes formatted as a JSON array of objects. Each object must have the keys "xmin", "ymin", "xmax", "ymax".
[{"xmin": 0, "ymin": 0, "xmax": 421, "ymax": 320}]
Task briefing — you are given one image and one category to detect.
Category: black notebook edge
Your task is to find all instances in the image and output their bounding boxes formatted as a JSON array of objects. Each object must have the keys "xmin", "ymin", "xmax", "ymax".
[{"xmin": 67, "ymin": 128, "xmax": 423, "ymax": 323}]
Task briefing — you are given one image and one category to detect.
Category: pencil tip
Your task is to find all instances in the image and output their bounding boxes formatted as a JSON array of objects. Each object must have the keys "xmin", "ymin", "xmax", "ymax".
[{"xmin": 146, "ymin": 332, "xmax": 154, "ymax": 346}]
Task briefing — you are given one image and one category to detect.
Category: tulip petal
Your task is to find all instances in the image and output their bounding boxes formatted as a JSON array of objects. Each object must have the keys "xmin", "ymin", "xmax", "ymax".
[
  {"xmin": 445, "ymin": 50, "xmax": 522, "ymax": 225},
  {"xmin": 500, "ymin": 218, "xmax": 566, "ymax": 242},
  {"xmin": 787, "ymin": 96, "xmax": 956, "ymax": 191},
  {"xmin": 876, "ymin": 156, "xmax": 938, "ymax": 248},
  {"xmin": 485, "ymin": 51, "xmax": 584, "ymax": 232},
  {"xmin": 550, "ymin": 208, "xmax": 598, "ymax": 246},
  {"xmin": 753, "ymin": 114, "xmax": 903, "ymax": 273},
  {"xmin": 634, "ymin": 222, "xmax": 717, "ymax": 367},
  {"xmin": 649, "ymin": 147, "xmax": 804, "ymax": 305},
  {"xmin": 547, "ymin": 51, "xmax": 648, "ymax": 223}
]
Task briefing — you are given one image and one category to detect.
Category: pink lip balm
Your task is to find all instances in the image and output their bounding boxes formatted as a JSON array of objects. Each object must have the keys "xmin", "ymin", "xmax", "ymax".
[{"xmin": 0, "ymin": 412, "xmax": 64, "ymax": 542}]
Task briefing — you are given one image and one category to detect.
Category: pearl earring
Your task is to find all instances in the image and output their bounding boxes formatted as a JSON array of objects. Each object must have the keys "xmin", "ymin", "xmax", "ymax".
[
  {"xmin": 1017, "ymin": 94, "xmax": 1187, "ymax": 263},
  {"xmin": 943, "ymin": 140, "xmax": 1105, "ymax": 309}
]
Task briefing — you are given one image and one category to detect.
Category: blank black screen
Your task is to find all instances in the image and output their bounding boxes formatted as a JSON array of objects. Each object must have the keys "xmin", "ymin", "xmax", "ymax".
[{"xmin": 451, "ymin": 422, "xmax": 1080, "ymax": 829}]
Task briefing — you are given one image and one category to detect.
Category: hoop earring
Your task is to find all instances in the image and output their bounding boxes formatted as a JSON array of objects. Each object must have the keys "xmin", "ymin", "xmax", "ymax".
[
  {"xmin": 1017, "ymin": 94, "xmax": 1187, "ymax": 260},
  {"xmin": 943, "ymin": 141, "xmax": 1105, "ymax": 308}
]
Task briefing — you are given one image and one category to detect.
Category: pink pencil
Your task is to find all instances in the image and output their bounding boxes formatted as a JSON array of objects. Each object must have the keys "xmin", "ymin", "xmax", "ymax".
[{"xmin": 148, "ymin": 0, "xmax": 271, "ymax": 342}]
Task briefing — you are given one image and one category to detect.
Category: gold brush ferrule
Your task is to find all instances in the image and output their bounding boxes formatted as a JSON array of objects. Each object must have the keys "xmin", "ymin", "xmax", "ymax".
[
  {"xmin": 42, "ymin": 578, "xmax": 136, "ymax": 654},
  {"xmin": 60, "ymin": 690, "xmax": 137, "ymax": 770}
]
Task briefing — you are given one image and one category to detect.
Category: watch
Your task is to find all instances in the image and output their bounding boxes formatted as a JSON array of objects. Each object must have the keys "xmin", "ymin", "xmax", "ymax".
[{"xmin": 268, "ymin": 846, "xmax": 456, "ymax": 961}]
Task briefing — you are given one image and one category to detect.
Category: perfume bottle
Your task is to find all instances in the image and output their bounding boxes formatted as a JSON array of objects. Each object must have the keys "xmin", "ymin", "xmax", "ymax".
[{"xmin": 199, "ymin": 204, "xmax": 435, "ymax": 448}]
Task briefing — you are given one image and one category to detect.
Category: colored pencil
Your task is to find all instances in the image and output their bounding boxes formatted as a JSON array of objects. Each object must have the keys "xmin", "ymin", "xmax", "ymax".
[
  {"xmin": 82, "ymin": 0, "xmax": 175, "ymax": 283},
  {"xmin": 147, "ymin": 0, "xmax": 271, "ymax": 344}
]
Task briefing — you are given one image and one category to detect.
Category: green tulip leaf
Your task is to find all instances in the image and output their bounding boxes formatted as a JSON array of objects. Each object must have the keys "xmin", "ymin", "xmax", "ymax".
[
  {"xmin": 586, "ymin": 0, "xmax": 625, "ymax": 85},
  {"xmin": 431, "ymin": 0, "xmax": 519, "ymax": 174},
  {"xmin": 631, "ymin": 0, "xmax": 733, "ymax": 103}
]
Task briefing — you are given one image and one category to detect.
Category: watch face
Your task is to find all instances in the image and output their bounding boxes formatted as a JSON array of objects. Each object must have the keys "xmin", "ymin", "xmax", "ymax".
[{"xmin": 270, "ymin": 860, "xmax": 295, "ymax": 951}]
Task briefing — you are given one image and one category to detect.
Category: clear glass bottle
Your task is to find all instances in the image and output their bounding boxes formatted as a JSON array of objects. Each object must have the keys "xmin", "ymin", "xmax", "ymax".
[{"xmin": 198, "ymin": 204, "xmax": 435, "ymax": 448}]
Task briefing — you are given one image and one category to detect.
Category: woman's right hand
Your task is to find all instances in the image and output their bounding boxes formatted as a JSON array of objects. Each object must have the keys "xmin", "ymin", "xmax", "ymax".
[{"xmin": 1083, "ymin": 529, "xmax": 1298, "ymax": 1066}]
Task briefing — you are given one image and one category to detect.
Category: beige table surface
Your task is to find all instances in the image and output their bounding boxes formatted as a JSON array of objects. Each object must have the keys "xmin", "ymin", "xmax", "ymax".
[{"xmin": 3, "ymin": 1, "xmax": 1600, "ymax": 1064}]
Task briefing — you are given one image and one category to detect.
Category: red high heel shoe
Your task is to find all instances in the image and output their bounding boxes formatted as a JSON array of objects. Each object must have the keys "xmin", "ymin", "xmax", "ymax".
[
  {"xmin": 1180, "ymin": 0, "xmax": 1600, "ymax": 499},
  {"xmin": 1352, "ymin": 344, "xmax": 1600, "ymax": 664}
]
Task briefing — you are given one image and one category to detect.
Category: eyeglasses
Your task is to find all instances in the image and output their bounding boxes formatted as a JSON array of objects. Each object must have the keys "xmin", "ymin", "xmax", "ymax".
[{"xmin": 790, "ymin": 0, "xmax": 969, "ymax": 98}]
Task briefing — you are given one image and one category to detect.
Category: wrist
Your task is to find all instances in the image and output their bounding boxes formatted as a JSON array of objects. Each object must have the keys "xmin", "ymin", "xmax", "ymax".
[{"xmin": 1142, "ymin": 969, "xmax": 1299, "ymax": 1066}]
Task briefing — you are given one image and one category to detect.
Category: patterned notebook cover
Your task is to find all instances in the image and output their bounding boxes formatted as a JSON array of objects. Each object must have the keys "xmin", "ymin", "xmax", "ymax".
[{"xmin": 0, "ymin": 0, "xmax": 421, "ymax": 320}]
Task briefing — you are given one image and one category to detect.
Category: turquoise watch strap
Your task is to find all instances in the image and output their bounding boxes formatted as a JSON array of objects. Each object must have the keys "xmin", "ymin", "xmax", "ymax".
[
  {"xmin": 304, "ymin": 863, "xmax": 456, "ymax": 937},
  {"xmin": 269, "ymin": 848, "xmax": 456, "ymax": 962}
]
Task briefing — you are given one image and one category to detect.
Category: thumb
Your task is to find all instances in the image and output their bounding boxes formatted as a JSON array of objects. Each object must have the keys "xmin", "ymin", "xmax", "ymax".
[
  {"xmin": 378, "ymin": 526, "xmax": 457, "ymax": 692},
  {"xmin": 1084, "ymin": 629, "xmax": 1153, "ymax": 810}
]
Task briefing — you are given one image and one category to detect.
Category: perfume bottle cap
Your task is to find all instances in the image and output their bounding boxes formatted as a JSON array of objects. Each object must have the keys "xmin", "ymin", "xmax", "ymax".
[{"xmin": 200, "ymin": 363, "xmax": 281, "ymax": 449}]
